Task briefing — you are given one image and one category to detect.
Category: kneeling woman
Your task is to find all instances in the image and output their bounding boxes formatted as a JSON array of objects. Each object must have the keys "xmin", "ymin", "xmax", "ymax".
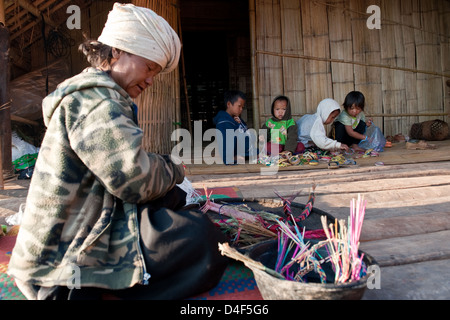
[{"xmin": 8, "ymin": 3, "xmax": 227, "ymax": 300}]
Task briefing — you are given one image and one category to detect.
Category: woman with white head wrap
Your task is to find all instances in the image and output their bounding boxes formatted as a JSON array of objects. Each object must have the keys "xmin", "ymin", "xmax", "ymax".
[{"xmin": 9, "ymin": 3, "xmax": 228, "ymax": 300}]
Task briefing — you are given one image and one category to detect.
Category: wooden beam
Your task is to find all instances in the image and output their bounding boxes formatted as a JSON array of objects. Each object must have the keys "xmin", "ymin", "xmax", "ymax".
[{"xmin": 16, "ymin": 0, "xmax": 57, "ymax": 28}]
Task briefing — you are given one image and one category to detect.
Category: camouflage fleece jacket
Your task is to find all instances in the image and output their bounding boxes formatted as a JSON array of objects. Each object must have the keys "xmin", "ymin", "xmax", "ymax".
[{"xmin": 8, "ymin": 67, "xmax": 185, "ymax": 299}]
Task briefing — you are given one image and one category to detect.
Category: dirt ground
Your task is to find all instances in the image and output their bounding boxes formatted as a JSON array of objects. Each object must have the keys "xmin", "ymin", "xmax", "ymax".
[{"xmin": 2, "ymin": 139, "xmax": 450, "ymax": 300}]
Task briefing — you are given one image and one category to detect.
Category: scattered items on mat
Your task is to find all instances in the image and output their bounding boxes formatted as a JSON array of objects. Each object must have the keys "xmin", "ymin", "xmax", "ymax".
[
  {"xmin": 405, "ymin": 140, "xmax": 437, "ymax": 150},
  {"xmin": 257, "ymin": 143, "xmax": 387, "ymax": 169},
  {"xmin": 201, "ymin": 185, "xmax": 326, "ymax": 248}
]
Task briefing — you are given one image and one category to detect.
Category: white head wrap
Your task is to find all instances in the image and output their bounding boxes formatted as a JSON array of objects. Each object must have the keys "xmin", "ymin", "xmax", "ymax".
[
  {"xmin": 98, "ymin": 3, "xmax": 181, "ymax": 74},
  {"xmin": 316, "ymin": 98, "xmax": 341, "ymax": 123}
]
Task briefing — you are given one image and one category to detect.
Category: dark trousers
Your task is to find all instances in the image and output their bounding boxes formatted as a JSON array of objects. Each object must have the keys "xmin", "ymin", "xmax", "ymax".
[
  {"xmin": 334, "ymin": 121, "xmax": 366, "ymax": 147},
  {"xmin": 37, "ymin": 187, "xmax": 229, "ymax": 300}
]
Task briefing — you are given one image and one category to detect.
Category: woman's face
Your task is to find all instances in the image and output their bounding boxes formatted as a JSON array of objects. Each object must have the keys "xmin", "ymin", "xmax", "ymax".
[{"xmin": 110, "ymin": 50, "xmax": 162, "ymax": 98}]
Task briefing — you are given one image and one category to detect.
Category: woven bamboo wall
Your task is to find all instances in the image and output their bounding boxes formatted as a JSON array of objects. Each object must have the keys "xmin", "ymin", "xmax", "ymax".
[
  {"xmin": 132, "ymin": 0, "xmax": 180, "ymax": 154},
  {"xmin": 251, "ymin": 0, "xmax": 450, "ymax": 137}
]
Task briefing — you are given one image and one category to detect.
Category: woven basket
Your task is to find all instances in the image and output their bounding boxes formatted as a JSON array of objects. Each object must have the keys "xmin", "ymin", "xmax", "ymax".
[
  {"xmin": 410, "ymin": 119, "xmax": 449, "ymax": 141},
  {"xmin": 247, "ymin": 240, "xmax": 378, "ymax": 300}
]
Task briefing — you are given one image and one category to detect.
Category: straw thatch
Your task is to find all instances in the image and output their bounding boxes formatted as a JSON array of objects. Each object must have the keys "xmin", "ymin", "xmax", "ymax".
[{"xmin": 250, "ymin": 0, "xmax": 450, "ymax": 137}]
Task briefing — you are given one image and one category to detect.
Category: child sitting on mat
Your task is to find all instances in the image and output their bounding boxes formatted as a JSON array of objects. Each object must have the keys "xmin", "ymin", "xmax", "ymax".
[
  {"xmin": 334, "ymin": 91, "xmax": 373, "ymax": 152},
  {"xmin": 296, "ymin": 98, "xmax": 349, "ymax": 152},
  {"xmin": 261, "ymin": 95, "xmax": 305, "ymax": 155}
]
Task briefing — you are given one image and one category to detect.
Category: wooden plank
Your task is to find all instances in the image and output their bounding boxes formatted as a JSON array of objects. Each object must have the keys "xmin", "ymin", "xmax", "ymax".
[
  {"xmin": 360, "ymin": 212, "xmax": 450, "ymax": 241},
  {"xmin": 362, "ymin": 258, "xmax": 450, "ymax": 299},
  {"xmin": 185, "ymin": 140, "xmax": 450, "ymax": 175},
  {"xmin": 360, "ymin": 230, "xmax": 450, "ymax": 267}
]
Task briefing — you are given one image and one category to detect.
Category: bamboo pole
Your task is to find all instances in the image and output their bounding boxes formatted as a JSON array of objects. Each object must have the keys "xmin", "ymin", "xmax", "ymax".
[
  {"xmin": 249, "ymin": 0, "xmax": 260, "ymax": 129},
  {"xmin": 255, "ymin": 49, "xmax": 450, "ymax": 78},
  {"xmin": 177, "ymin": 4, "xmax": 192, "ymax": 135}
]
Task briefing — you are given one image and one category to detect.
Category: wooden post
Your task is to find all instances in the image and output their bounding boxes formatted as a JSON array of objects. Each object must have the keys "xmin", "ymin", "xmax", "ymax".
[
  {"xmin": 0, "ymin": 0, "xmax": 5, "ymax": 26},
  {"xmin": 0, "ymin": 22, "xmax": 13, "ymax": 181},
  {"xmin": 249, "ymin": 0, "xmax": 260, "ymax": 129}
]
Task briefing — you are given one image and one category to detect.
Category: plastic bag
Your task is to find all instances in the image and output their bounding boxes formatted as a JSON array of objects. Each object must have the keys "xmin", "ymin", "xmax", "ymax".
[
  {"xmin": 358, "ymin": 125, "xmax": 386, "ymax": 152},
  {"xmin": 6, "ymin": 203, "xmax": 25, "ymax": 226}
]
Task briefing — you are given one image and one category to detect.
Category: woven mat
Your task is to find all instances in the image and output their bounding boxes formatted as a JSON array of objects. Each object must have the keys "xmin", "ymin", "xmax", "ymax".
[
  {"xmin": 190, "ymin": 261, "xmax": 262, "ymax": 300},
  {"xmin": 0, "ymin": 226, "xmax": 26, "ymax": 300},
  {"xmin": 0, "ymin": 233, "xmax": 261, "ymax": 300}
]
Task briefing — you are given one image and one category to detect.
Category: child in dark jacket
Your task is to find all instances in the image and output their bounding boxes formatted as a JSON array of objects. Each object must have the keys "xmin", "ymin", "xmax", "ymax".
[{"xmin": 213, "ymin": 90, "xmax": 257, "ymax": 164}]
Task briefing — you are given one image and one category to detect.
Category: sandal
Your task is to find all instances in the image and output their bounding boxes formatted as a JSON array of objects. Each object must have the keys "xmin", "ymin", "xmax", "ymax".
[
  {"xmin": 328, "ymin": 161, "xmax": 340, "ymax": 169},
  {"xmin": 406, "ymin": 140, "xmax": 437, "ymax": 150}
]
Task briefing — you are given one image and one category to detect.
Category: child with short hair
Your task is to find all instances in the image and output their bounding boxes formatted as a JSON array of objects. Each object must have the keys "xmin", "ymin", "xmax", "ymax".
[
  {"xmin": 262, "ymin": 95, "xmax": 305, "ymax": 155},
  {"xmin": 213, "ymin": 90, "xmax": 257, "ymax": 164},
  {"xmin": 334, "ymin": 91, "xmax": 372, "ymax": 151},
  {"xmin": 296, "ymin": 98, "xmax": 349, "ymax": 152}
]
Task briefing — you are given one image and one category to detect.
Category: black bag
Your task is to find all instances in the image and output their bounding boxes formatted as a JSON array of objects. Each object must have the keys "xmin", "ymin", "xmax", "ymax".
[{"xmin": 121, "ymin": 187, "xmax": 229, "ymax": 300}]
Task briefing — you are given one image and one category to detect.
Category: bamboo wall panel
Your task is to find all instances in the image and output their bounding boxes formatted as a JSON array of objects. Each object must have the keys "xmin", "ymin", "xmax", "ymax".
[
  {"xmin": 349, "ymin": 0, "xmax": 383, "ymax": 129},
  {"xmin": 414, "ymin": 1, "xmax": 443, "ymax": 124},
  {"xmin": 401, "ymin": 0, "xmax": 419, "ymax": 131},
  {"xmin": 300, "ymin": 0, "xmax": 332, "ymax": 113},
  {"xmin": 380, "ymin": 0, "xmax": 407, "ymax": 135},
  {"xmin": 132, "ymin": 0, "xmax": 180, "ymax": 154},
  {"xmin": 256, "ymin": 0, "xmax": 284, "ymax": 124},
  {"xmin": 253, "ymin": 0, "xmax": 450, "ymax": 137},
  {"xmin": 327, "ymin": 0, "xmax": 354, "ymax": 108},
  {"xmin": 440, "ymin": 1, "xmax": 450, "ymax": 121},
  {"xmin": 280, "ymin": 0, "xmax": 306, "ymax": 119}
]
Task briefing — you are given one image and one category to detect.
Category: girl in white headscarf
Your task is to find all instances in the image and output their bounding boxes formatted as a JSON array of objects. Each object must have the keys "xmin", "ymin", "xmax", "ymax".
[
  {"xmin": 9, "ymin": 3, "xmax": 228, "ymax": 300},
  {"xmin": 296, "ymin": 98, "xmax": 349, "ymax": 151}
]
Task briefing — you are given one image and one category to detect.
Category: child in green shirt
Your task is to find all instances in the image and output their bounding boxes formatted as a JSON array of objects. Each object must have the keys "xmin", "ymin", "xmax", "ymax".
[
  {"xmin": 334, "ymin": 91, "xmax": 373, "ymax": 151},
  {"xmin": 262, "ymin": 95, "xmax": 305, "ymax": 155}
]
